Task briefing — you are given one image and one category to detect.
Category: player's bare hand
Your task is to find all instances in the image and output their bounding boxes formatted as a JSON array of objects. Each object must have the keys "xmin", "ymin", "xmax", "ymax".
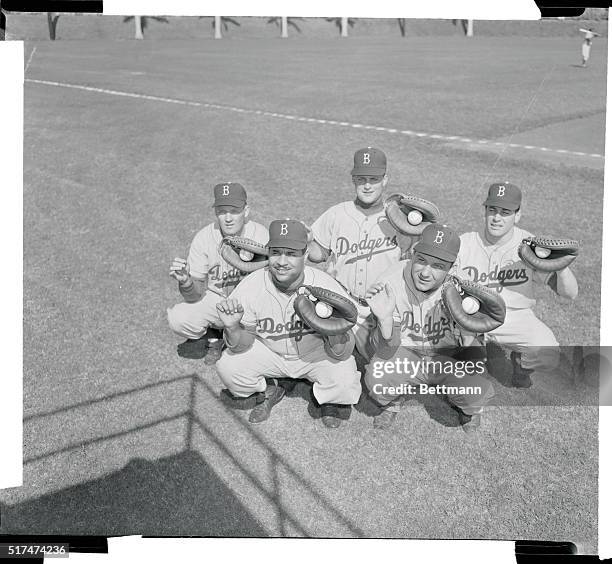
[
  {"xmin": 365, "ymin": 282, "xmax": 396, "ymax": 320},
  {"xmin": 169, "ymin": 257, "xmax": 190, "ymax": 284},
  {"xmin": 216, "ymin": 298, "xmax": 244, "ymax": 328}
]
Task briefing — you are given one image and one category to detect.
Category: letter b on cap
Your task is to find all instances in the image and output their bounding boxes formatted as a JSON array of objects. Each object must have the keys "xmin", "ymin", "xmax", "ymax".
[
  {"xmin": 497, "ymin": 186, "xmax": 505, "ymax": 198},
  {"xmin": 222, "ymin": 184, "xmax": 230, "ymax": 196},
  {"xmin": 363, "ymin": 152, "xmax": 371, "ymax": 165},
  {"xmin": 434, "ymin": 230, "xmax": 445, "ymax": 245},
  {"xmin": 280, "ymin": 223, "xmax": 288, "ymax": 236}
]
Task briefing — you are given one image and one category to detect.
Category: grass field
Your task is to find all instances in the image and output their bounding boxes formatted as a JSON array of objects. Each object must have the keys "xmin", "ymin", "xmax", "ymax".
[{"xmin": 0, "ymin": 36, "xmax": 605, "ymax": 552}]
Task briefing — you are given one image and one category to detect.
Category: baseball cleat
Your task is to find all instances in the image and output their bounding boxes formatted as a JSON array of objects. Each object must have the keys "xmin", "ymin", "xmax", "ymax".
[
  {"xmin": 373, "ymin": 409, "xmax": 397, "ymax": 430},
  {"xmin": 510, "ymin": 351, "xmax": 533, "ymax": 388},
  {"xmin": 203, "ymin": 339, "xmax": 224, "ymax": 365},
  {"xmin": 177, "ymin": 338, "xmax": 208, "ymax": 359},
  {"xmin": 458, "ymin": 412, "xmax": 481, "ymax": 434},
  {"xmin": 248, "ymin": 383, "xmax": 286, "ymax": 423},
  {"xmin": 320, "ymin": 404, "xmax": 351, "ymax": 428}
]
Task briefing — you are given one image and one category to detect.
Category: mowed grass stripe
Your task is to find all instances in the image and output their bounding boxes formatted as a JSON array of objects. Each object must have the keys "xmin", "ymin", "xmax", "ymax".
[{"xmin": 26, "ymin": 78, "xmax": 604, "ymax": 160}]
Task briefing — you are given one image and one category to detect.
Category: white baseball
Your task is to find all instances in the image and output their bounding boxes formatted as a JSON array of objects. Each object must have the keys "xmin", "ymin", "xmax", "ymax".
[
  {"xmin": 534, "ymin": 246, "xmax": 551, "ymax": 259},
  {"xmin": 462, "ymin": 296, "xmax": 480, "ymax": 315},
  {"xmin": 315, "ymin": 301, "xmax": 333, "ymax": 318},
  {"xmin": 407, "ymin": 210, "xmax": 423, "ymax": 226},
  {"xmin": 239, "ymin": 249, "xmax": 254, "ymax": 261}
]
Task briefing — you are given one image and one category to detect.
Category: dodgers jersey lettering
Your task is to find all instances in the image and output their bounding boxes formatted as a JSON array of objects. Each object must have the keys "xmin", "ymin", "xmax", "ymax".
[
  {"xmin": 187, "ymin": 220, "xmax": 268, "ymax": 297},
  {"xmin": 229, "ymin": 266, "xmax": 357, "ymax": 357},
  {"xmin": 457, "ymin": 227, "xmax": 549, "ymax": 310},
  {"xmin": 310, "ymin": 201, "xmax": 403, "ymax": 299},
  {"xmin": 384, "ymin": 262, "xmax": 467, "ymax": 353}
]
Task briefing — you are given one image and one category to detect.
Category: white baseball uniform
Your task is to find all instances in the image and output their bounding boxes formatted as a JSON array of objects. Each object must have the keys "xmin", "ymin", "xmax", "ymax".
[
  {"xmin": 580, "ymin": 29, "xmax": 596, "ymax": 60},
  {"xmin": 457, "ymin": 227, "xmax": 560, "ymax": 372},
  {"xmin": 364, "ymin": 262, "xmax": 494, "ymax": 414},
  {"xmin": 167, "ymin": 220, "xmax": 268, "ymax": 340},
  {"xmin": 215, "ymin": 266, "xmax": 362, "ymax": 406},
  {"xmin": 310, "ymin": 201, "xmax": 411, "ymax": 357}
]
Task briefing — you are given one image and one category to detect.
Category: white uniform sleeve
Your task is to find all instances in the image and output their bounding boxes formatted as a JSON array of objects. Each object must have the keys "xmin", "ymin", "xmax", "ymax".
[
  {"xmin": 227, "ymin": 275, "xmax": 259, "ymax": 329},
  {"xmin": 251, "ymin": 221, "xmax": 269, "ymax": 245},
  {"xmin": 310, "ymin": 208, "xmax": 334, "ymax": 251},
  {"xmin": 187, "ymin": 230, "xmax": 210, "ymax": 280}
]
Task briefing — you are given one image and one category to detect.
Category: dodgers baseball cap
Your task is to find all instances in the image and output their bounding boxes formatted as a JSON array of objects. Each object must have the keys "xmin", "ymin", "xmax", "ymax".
[
  {"xmin": 483, "ymin": 182, "xmax": 521, "ymax": 211},
  {"xmin": 267, "ymin": 219, "xmax": 308, "ymax": 251},
  {"xmin": 413, "ymin": 223, "xmax": 460, "ymax": 263},
  {"xmin": 351, "ymin": 147, "xmax": 387, "ymax": 176},
  {"xmin": 213, "ymin": 182, "xmax": 247, "ymax": 208}
]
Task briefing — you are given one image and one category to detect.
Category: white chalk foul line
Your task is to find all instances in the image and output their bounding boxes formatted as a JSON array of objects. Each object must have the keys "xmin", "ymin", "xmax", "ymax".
[{"xmin": 26, "ymin": 78, "xmax": 604, "ymax": 160}]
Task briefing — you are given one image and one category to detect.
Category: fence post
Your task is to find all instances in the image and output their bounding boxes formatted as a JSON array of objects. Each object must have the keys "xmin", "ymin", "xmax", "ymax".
[
  {"xmin": 214, "ymin": 16, "xmax": 222, "ymax": 39},
  {"xmin": 134, "ymin": 15, "xmax": 144, "ymax": 39},
  {"xmin": 341, "ymin": 17, "xmax": 348, "ymax": 37},
  {"xmin": 281, "ymin": 16, "xmax": 288, "ymax": 38},
  {"xmin": 466, "ymin": 19, "xmax": 474, "ymax": 37}
]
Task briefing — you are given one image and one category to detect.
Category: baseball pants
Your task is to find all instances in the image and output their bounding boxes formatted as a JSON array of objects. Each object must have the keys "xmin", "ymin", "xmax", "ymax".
[
  {"xmin": 486, "ymin": 308, "xmax": 560, "ymax": 373},
  {"xmin": 216, "ymin": 338, "xmax": 362, "ymax": 406},
  {"xmin": 364, "ymin": 347, "xmax": 495, "ymax": 416},
  {"xmin": 167, "ymin": 292, "xmax": 224, "ymax": 340},
  {"xmin": 582, "ymin": 43, "xmax": 591, "ymax": 60}
]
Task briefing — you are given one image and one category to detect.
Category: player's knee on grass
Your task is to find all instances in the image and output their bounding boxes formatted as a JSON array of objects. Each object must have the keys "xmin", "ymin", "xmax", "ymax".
[
  {"xmin": 215, "ymin": 351, "xmax": 267, "ymax": 398},
  {"xmin": 312, "ymin": 360, "xmax": 361, "ymax": 405},
  {"xmin": 167, "ymin": 303, "xmax": 207, "ymax": 340}
]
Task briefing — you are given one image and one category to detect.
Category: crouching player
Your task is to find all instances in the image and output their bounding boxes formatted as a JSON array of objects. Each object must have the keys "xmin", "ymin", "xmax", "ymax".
[
  {"xmin": 167, "ymin": 182, "xmax": 268, "ymax": 363},
  {"xmin": 215, "ymin": 219, "xmax": 362, "ymax": 428},
  {"xmin": 363, "ymin": 224, "xmax": 496, "ymax": 432}
]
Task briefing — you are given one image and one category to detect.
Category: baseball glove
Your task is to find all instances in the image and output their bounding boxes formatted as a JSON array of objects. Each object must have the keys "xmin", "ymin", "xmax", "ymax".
[
  {"xmin": 293, "ymin": 285, "xmax": 358, "ymax": 337},
  {"xmin": 220, "ymin": 236, "xmax": 269, "ymax": 273},
  {"xmin": 518, "ymin": 236, "xmax": 579, "ymax": 272},
  {"xmin": 384, "ymin": 193, "xmax": 441, "ymax": 236},
  {"xmin": 442, "ymin": 277, "xmax": 506, "ymax": 333},
  {"xmin": 324, "ymin": 332, "xmax": 356, "ymax": 361}
]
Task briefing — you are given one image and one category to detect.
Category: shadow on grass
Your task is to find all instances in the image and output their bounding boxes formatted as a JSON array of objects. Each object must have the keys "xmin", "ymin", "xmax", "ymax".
[
  {"xmin": 0, "ymin": 451, "xmax": 267, "ymax": 537},
  {"xmin": 3, "ymin": 373, "xmax": 367, "ymax": 537}
]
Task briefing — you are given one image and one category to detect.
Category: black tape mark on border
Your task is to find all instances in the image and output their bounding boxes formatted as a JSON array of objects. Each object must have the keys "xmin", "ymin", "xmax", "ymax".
[{"xmin": 0, "ymin": 1, "xmax": 102, "ymax": 12}]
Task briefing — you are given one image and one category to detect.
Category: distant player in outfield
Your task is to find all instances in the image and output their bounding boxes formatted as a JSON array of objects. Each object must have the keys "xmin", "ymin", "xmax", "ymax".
[
  {"xmin": 167, "ymin": 182, "xmax": 268, "ymax": 364},
  {"xmin": 456, "ymin": 182, "xmax": 578, "ymax": 388},
  {"xmin": 307, "ymin": 147, "xmax": 412, "ymax": 360},
  {"xmin": 580, "ymin": 27, "xmax": 600, "ymax": 67}
]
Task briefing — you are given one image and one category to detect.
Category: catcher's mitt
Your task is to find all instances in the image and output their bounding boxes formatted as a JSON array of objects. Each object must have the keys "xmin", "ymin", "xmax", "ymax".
[
  {"xmin": 324, "ymin": 332, "xmax": 356, "ymax": 361},
  {"xmin": 518, "ymin": 236, "xmax": 579, "ymax": 272},
  {"xmin": 384, "ymin": 193, "xmax": 441, "ymax": 236},
  {"xmin": 293, "ymin": 285, "xmax": 358, "ymax": 337},
  {"xmin": 220, "ymin": 236, "xmax": 269, "ymax": 273},
  {"xmin": 442, "ymin": 277, "xmax": 506, "ymax": 333}
]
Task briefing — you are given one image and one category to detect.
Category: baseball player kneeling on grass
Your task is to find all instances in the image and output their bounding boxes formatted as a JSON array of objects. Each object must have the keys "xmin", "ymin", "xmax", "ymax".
[
  {"xmin": 457, "ymin": 182, "xmax": 579, "ymax": 388},
  {"xmin": 167, "ymin": 182, "xmax": 268, "ymax": 364},
  {"xmin": 307, "ymin": 147, "xmax": 412, "ymax": 361},
  {"xmin": 363, "ymin": 224, "xmax": 497, "ymax": 433},
  {"xmin": 215, "ymin": 219, "xmax": 362, "ymax": 428}
]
